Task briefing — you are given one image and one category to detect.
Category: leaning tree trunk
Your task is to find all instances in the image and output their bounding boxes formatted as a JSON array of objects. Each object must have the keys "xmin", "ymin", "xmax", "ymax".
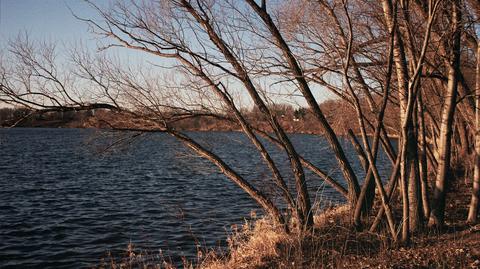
[
  {"xmin": 467, "ymin": 45, "xmax": 480, "ymax": 223},
  {"xmin": 245, "ymin": 0, "xmax": 361, "ymax": 207},
  {"xmin": 353, "ymin": 23, "xmax": 396, "ymax": 228},
  {"xmin": 180, "ymin": 0, "xmax": 314, "ymax": 229},
  {"xmin": 170, "ymin": 130, "xmax": 287, "ymax": 229},
  {"xmin": 348, "ymin": 129, "xmax": 376, "ymax": 226},
  {"xmin": 429, "ymin": 0, "xmax": 462, "ymax": 229}
]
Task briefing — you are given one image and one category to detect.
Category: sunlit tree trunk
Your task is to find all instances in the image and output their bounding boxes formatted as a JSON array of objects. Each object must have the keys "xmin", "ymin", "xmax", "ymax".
[
  {"xmin": 409, "ymin": 108, "xmax": 423, "ymax": 232},
  {"xmin": 382, "ymin": 0, "xmax": 440, "ymax": 242},
  {"xmin": 418, "ymin": 93, "xmax": 431, "ymax": 219},
  {"xmin": 467, "ymin": 45, "xmax": 480, "ymax": 223},
  {"xmin": 178, "ymin": 0, "xmax": 314, "ymax": 230},
  {"xmin": 382, "ymin": 0, "xmax": 411, "ymax": 243},
  {"xmin": 429, "ymin": 0, "xmax": 462, "ymax": 229},
  {"xmin": 245, "ymin": 0, "xmax": 361, "ymax": 207}
]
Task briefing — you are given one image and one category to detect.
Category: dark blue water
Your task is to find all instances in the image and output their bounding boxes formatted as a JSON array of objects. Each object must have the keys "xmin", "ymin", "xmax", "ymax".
[{"xmin": 0, "ymin": 128, "xmax": 392, "ymax": 268}]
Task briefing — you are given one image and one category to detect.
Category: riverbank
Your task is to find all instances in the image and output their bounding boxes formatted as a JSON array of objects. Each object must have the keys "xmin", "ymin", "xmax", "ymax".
[
  {"xmin": 103, "ymin": 209, "xmax": 480, "ymax": 268},
  {"xmin": 101, "ymin": 175, "xmax": 480, "ymax": 268},
  {"xmin": 198, "ymin": 210, "xmax": 480, "ymax": 268},
  {"xmin": 197, "ymin": 172, "xmax": 480, "ymax": 268}
]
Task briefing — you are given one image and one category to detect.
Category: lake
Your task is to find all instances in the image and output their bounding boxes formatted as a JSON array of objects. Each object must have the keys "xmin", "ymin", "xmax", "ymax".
[{"xmin": 0, "ymin": 128, "xmax": 392, "ymax": 268}]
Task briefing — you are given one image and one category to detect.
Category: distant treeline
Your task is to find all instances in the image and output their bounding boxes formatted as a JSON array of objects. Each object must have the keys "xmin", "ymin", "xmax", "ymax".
[
  {"xmin": 0, "ymin": 107, "xmax": 95, "ymax": 128},
  {"xmin": 0, "ymin": 99, "xmax": 399, "ymax": 136}
]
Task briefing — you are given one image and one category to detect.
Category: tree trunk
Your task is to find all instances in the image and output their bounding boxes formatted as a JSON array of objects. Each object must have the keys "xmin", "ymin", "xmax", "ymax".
[
  {"xmin": 370, "ymin": 155, "xmax": 401, "ymax": 232},
  {"xmin": 418, "ymin": 93, "xmax": 431, "ymax": 219},
  {"xmin": 429, "ymin": 0, "xmax": 462, "ymax": 229},
  {"xmin": 181, "ymin": 0, "xmax": 314, "ymax": 229},
  {"xmin": 170, "ymin": 130, "xmax": 286, "ymax": 229},
  {"xmin": 457, "ymin": 119, "xmax": 470, "ymax": 158},
  {"xmin": 245, "ymin": 0, "xmax": 361, "ymax": 207},
  {"xmin": 467, "ymin": 45, "xmax": 480, "ymax": 223},
  {"xmin": 352, "ymin": 22, "xmax": 396, "ymax": 228},
  {"xmin": 341, "ymin": 7, "xmax": 397, "ymax": 239},
  {"xmin": 381, "ymin": 0, "xmax": 411, "ymax": 243},
  {"xmin": 409, "ymin": 110, "xmax": 423, "ymax": 232},
  {"xmin": 348, "ymin": 129, "xmax": 376, "ymax": 226}
]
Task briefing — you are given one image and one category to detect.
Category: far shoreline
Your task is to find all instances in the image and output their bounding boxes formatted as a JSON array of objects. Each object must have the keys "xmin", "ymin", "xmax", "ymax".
[{"xmin": 2, "ymin": 125, "xmax": 400, "ymax": 139}]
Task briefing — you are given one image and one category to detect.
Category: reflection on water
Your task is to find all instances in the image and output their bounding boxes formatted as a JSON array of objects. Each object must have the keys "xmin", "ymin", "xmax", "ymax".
[{"xmin": 0, "ymin": 128, "xmax": 392, "ymax": 268}]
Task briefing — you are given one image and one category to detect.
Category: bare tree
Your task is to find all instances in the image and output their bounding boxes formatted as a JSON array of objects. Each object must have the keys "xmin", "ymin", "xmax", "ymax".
[{"xmin": 0, "ymin": 0, "xmax": 477, "ymax": 246}]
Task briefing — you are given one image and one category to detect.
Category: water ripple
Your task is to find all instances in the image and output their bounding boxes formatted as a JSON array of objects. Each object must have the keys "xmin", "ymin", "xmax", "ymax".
[{"xmin": 0, "ymin": 128, "xmax": 393, "ymax": 268}]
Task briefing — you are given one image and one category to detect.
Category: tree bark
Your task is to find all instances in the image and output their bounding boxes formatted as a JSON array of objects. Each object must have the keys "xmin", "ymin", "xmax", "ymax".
[
  {"xmin": 467, "ymin": 45, "xmax": 480, "ymax": 223},
  {"xmin": 170, "ymin": 130, "xmax": 286, "ymax": 229},
  {"xmin": 348, "ymin": 130, "xmax": 376, "ymax": 225},
  {"xmin": 180, "ymin": 0, "xmax": 314, "ymax": 229},
  {"xmin": 429, "ymin": 0, "xmax": 462, "ymax": 229},
  {"xmin": 245, "ymin": 0, "xmax": 361, "ymax": 206},
  {"xmin": 353, "ymin": 20, "xmax": 397, "ymax": 228},
  {"xmin": 418, "ymin": 93, "xmax": 431, "ymax": 219}
]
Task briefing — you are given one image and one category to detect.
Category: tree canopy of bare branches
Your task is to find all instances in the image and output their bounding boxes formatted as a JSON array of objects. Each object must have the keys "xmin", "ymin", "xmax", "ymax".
[{"xmin": 1, "ymin": 0, "xmax": 480, "ymax": 244}]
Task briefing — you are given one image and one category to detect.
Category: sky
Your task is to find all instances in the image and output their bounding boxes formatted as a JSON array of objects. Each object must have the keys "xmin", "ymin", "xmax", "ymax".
[
  {"xmin": 0, "ymin": 0, "xmax": 94, "ymax": 46},
  {"xmin": 0, "ymin": 0, "xmax": 336, "ymax": 108},
  {"xmin": 0, "ymin": 0, "xmax": 164, "ymax": 75}
]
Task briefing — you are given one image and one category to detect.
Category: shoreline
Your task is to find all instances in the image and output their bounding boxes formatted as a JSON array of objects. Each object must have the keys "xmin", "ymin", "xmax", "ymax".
[
  {"xmin": 109, "ymin": 200, "xmax": 480, "ymax": 268},
  {"xmin": 1, "ymin": 125, "xmax": 400, "ymax": 139}
]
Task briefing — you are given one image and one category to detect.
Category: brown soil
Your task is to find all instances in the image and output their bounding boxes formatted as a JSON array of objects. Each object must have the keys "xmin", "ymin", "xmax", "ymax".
[{"xmin": 336, "ymin": 226, "xmax": 480, "ymax": 269}]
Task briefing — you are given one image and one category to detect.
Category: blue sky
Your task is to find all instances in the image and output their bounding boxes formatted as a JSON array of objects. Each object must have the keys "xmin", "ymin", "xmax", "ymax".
[
  {"xmin": 0, "ymin": 0, "xmax": 94, "ymax": 46},
  {"xmin": 0, "ymin": 0, "xmax": 164, "ymax": 69},
  {"xmin": 0, "ymin": 0, "xmax": 335, "ymax": 107}
]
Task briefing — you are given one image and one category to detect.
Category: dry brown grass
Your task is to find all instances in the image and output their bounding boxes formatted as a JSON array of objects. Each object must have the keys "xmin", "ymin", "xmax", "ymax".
[
  {"xmin": 199, "ymin": 218, "xmax": 290, "ymax": 269},
  {"xmin": 197, "ymin": 205, "xmax": 384, "ymax": 269},
  {"xmin": 97, "ymin": 198, "xmax": 480, "ymax": 269},
  {"xmin": 196, "ymin": 198, "xmax": 480, "ymax": 269}
]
